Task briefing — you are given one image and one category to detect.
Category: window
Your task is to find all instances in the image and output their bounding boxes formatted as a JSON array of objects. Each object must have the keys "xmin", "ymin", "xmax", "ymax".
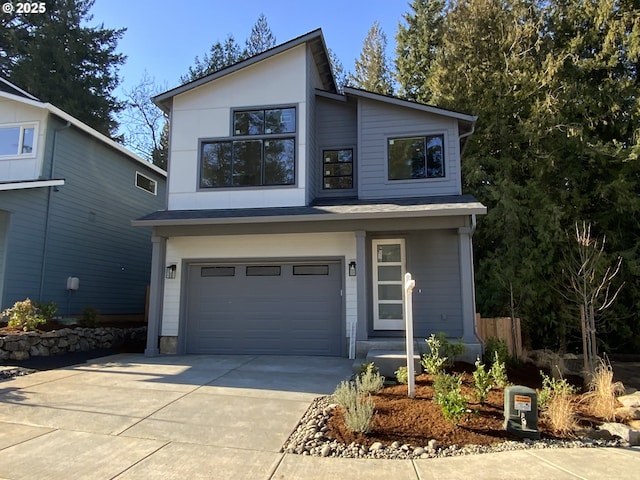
[
  {"xmin": 0, "ymin": 124, "xmax": 36, "ymax": 157},
  {"xmin": 323, "ymin": 149, "xmax": 353, "ymax": 190},
  {"xmin": 200, "ymin": 107, "xmax": 296, "ymax": 188},
  {"xmin": 293, "ymin": 265, "xmax": 329, "ymax": 275},
  {"xmin": 201, "ymin": 266, "xmax": 235, "ymax": 277},
  {"xmin": 246, "ymin": 265, "xmax": 281, "ymax": 276},
  {"xmin": 388, "ymin": 135, "xmax": 444, "ymax": 180},
  {"xmin": 135, "ymin": 172, "xmax": 157, "ymax": 195}
]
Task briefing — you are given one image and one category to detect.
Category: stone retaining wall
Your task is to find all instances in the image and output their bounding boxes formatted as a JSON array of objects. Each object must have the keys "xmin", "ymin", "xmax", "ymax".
[{"xmin": 0, "ymin": 327, "xmax": 147, "ymax": 361}]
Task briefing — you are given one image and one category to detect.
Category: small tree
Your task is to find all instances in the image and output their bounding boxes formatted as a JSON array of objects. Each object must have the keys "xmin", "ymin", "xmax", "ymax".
[{"xmin": 563, "ymin": 222, "xmax": 623, "ymax": 377}]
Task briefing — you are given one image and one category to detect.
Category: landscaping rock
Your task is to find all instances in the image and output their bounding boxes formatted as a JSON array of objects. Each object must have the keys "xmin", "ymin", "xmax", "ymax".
[
  {"xmin": 617, "ymin": 391, "xmax": 640, "ymax": 408},
  {"xmin": 615, "ymin": 406, "xmax": 640, "ymax": 421},
  {"xmin": 599, "ymin": 422, "xmax": 640, "ymax": 445}
]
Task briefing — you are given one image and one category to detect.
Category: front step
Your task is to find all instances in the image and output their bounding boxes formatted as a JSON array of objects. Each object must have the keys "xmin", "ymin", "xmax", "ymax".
[{"xmin": 353, "ymin": 350, "xmax": 423, "ymax": 379}]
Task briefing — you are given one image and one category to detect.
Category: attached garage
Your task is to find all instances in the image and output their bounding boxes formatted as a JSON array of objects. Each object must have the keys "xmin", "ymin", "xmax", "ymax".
[{"xmin": 184, "ymin": 260, "xmax": 344, "ymax": 355}]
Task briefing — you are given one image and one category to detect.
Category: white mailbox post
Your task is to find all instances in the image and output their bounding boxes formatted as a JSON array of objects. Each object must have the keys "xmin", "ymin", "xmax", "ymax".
[{"xmin": 404, "ymin": 272, "xmax": 416, "ymax": 398}]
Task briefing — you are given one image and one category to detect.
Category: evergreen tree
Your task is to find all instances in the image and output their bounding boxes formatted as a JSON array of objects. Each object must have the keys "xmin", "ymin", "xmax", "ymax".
[
  {"xmin": 395, "ymin": 0, "xmax": 446, "ymax": 102},
  {"xmin": 245, "ymin": 13, "xmax": 276, "ymax": 57},
  {"xmin": 349, "ymin": 21, "xmax": 394, "ymax": 95},
  {"xmin": 181, "ymin": 14, "xmax": 276, "ymax": 84},
  {"xmin": 180, "ymin": 35, "xmax": 244, "ymax": 83},
  {"xmin": 329, "ymin": 49, "xmax": 348, "ymax": 92},
  {"xmin": 1, "ymin": 0, "xmax": 126, "ymax": 137},
  {"xmin": 426, "ymin": 0, "xmax": 640, "ymax": 351}
]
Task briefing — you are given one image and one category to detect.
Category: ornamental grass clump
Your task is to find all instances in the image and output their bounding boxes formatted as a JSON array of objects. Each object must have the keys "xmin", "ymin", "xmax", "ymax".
[
  {"xmin": 0, "ymin": 298, "xmax": 46, "ymax": 332},
  {"xmin": 538, "ymin": 369, "xmax": 578, "ymax": 435},
  {"xmin": 331, "ymin": 364, "xmax": 383, "ymax": 435},
  {"xmin": 584, "ymin": 357, "xmax": 625, "ymax": 421}
]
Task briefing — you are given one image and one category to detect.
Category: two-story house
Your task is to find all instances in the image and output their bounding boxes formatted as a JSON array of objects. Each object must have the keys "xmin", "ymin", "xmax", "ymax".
[
  {"xmin": 135, "ymin": 29, "xmax": 486, "ymax": 360},
  {"xmin": 0, "ymin": 78, "xmax": 166, "ymax": 319}
]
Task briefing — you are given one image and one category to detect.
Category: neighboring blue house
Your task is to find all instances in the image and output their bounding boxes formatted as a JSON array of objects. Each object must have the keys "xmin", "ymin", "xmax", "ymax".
[
  {"xmin": 135, "ymin": 29, "xmax": 486, "ymax": 360},
  {"xmin": 0, "ymin": 78, "xmax": 167, "ymax": 318}
]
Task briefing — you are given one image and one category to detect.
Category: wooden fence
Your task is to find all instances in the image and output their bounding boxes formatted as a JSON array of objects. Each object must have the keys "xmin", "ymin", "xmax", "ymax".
[{"xmin": 475, "ymin": 314, "xmax": 524, "ymax": 360}]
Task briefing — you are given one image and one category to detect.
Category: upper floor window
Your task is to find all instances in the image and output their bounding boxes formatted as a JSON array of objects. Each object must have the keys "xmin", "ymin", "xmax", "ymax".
[
  {"xmin": 0, "ymin": 124, "xmax": 36, "ymax": 157},
  {"xmin": 201, "ymin": 106, "xmax": 296, "ymax": 188},
  {"xmin": 388, "ymin": 135, "xmax": 444, "ymax": 180},
  {"xmin": 233, "ymin": 107, "xmax": 295, "ymax": 136},
  {"xmin": 323, "ymin": 148, "xmax": 353, "ymax": 190},
  {"xmin": 135, "ymin": 171, "xmax": 157, "ymax": 195}
]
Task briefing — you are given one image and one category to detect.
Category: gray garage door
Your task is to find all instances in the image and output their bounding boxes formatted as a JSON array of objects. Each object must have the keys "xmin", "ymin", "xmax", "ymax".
[{"xmin": 185, "ymin": 261, "xmax": 343, "ymax": 355}]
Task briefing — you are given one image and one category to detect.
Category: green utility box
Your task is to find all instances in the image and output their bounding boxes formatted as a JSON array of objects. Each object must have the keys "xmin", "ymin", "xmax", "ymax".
[{"xmin": 504, "ymin": 385, "xmax": 540, "ymax": 439}]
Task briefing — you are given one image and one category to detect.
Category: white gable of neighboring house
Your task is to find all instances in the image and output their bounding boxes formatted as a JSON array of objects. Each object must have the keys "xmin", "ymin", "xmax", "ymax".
[{"xmin": 0, "ymin": 96, "xmax": 48, "ymax": 181}]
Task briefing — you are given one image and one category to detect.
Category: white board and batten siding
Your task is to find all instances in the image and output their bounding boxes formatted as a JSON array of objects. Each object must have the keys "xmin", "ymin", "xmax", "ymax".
[
  {"xmin": 167, "ymin": 44, "xmax": 310, "ymax": 211},
  {"xmin": 161, "ymin": 232, "xmax": 357, "ymax": 338},
  {"xmin": 357, "ymin": 98, "xmax": 462, "ymax": 200}
]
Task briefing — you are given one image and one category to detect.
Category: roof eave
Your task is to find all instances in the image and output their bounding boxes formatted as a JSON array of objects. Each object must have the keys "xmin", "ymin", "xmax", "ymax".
[{"xmin": 132, "ymin": 204, "xmax": 487, "ymax": 228}]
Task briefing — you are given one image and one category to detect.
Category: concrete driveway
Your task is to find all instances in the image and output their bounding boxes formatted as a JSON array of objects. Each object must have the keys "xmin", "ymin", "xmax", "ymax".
[
  {"xmin": 1, "ymin": 354, "xmax": 639, "ymax": 479},
  {"xmin": 0, "ymin": 354, "xmax": 352, "ymax": 479}
]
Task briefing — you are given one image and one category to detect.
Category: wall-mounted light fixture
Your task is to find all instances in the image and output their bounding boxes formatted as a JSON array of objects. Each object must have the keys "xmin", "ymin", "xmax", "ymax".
[
  {"xmin": 165, "ymin": 264, "xmax": 177, "ymax": 279},
  {"xmin": 348, "ymin": 261, "xmax": 357, "ymax": 276}
]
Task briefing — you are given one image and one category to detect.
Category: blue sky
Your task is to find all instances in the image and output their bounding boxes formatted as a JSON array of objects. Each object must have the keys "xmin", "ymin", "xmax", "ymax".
[{"xmin": 90, "ymin": 0, "xmax": 408, "ymax": 98}]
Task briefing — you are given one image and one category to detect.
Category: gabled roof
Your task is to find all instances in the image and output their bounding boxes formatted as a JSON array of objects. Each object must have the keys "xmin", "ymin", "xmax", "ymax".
[
  {"xmin": 153, "ymin": 29, "xmax": 336, "ymax": 113},
  {"xmin": 0, "ymin": 77, "xmax": 39, "ymax": 100},
  {"xmin": 0, "ymin": 79, "xmax": 166, "ymax": 177},
  {"xmin": 342, "ymin": 86, "xmax": 477, "ymax": 126}
]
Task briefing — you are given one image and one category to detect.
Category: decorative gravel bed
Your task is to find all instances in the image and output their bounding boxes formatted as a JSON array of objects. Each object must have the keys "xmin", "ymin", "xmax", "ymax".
[{"xmin": 282, "ymin": 396, "xmax": 626, "ymax": 460}]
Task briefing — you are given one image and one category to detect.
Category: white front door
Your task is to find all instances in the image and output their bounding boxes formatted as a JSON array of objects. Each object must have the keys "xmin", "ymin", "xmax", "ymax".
[{"xmin": 372, "ymin": 239, "xmax": 406, "ymax": 330}]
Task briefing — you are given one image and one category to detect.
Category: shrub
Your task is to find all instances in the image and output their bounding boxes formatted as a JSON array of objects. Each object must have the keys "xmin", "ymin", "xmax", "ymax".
[
  {"xmin": 433, "ymin": 372, "xmax": 461, "ymax": 397},
  {"xmin": 395, "ymin": 366, "xmax": 409, "ymax": 384},
  {"xmin": 332, "ymin": 380, "xmax": 375, "ymax": 434},
  {"xmin": 484, "ymin": 337, "xmax": 509, "ymax": 365},
  {"xmin": 538, "ymin": 369, "xmax": 576, "ymax": 409},
  {"xmin": 489, "ymin": 351, "xmax": 509, "ymax": 388},
  {"xmin": 436, "ymin": 332, "xmax": 466, "ymax": 367},
  {"xmin": 421, "ymin": 333, "xmax": 447, "ymax": 375},
  {"xmin": 80, "ymin": 306, "xmax": 99, "ymax": 327},
  {"xmin": 0, "ymin": 298, "xmax": 46, "ymax": 331},
  {"xmin": 584, "ymin": 357, "xmax": 625, "ymax": 421},
  {"xmin": 359, "ymin": 362, "xmax": 379, "ymax": 378},
  {"xmin": 472, "ymin": 358, "xmax": 493, "ymax": 404},
  {"xmin": 33, "ymin": 301, "xmax": 58, "ymax": 323},
  {"xmin": 332, "ymin": 380, "xmax": 358, "ymax": 410},
  {"xmin": 357, "ymin": 363, "xmax": 385, "ymax": 394},
  {"xmin": 432, "ymin": 373, "xmax": 467, "ymax": 424},
  {"xmin": 343, "ymin": 394, "xmax": 375, "ymax": 434}
]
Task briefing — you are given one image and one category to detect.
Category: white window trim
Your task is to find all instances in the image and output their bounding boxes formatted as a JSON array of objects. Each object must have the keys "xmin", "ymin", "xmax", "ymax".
[
  {"xmin": 135, "ymin": 171, "xmax": 157, "ymax": 195},
  {"xmin": 372, "ymin": 238, "xmax": 406, "ymax": 330},
  {"xmin": 0, "ymin": 122, "xmax": 38, "ymax": 159}
]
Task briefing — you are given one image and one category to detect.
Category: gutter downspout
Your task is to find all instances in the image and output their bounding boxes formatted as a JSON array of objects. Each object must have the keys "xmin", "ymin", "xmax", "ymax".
[
  {"xmin": 459, "ymin": 121, "xmax": 476, "ymax": 157},
  {"xmin": 38, "ymin": 121, "xmax": 71, "ymax": 301}
]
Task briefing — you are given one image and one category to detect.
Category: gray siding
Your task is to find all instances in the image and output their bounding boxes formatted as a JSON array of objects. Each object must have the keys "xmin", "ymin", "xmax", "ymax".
[
  {"xmin": 314, "ymin": 95, "xmax": 357, "ymax": 199},
  {"xmin": 407, "ymin": 230, "xmax": 463, "ymax": 337},
  {"xmin": 0, "ymin": 116, "xmax": 166, "ymax": 315},
  {"xmin": 358, "ymin": 98, "xmax": 462, "ymax": 199},
  {"xmin": 306, "ymin": 45, "xmax": 319, "ymax": 203},
  {"xmin": 0, "ymin": 188, "xmax": 49, "ymax": 309}
]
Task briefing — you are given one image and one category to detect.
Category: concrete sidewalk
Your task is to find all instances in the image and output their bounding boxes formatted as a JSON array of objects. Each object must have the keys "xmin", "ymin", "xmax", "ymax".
[{"xmin": 0, "ymin": 354, "xmax": 637, "ymax": 479}]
